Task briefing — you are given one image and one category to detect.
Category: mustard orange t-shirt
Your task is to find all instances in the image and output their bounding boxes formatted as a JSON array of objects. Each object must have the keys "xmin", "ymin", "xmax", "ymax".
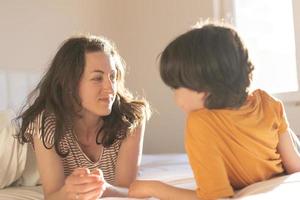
[{"xmin": 185, "ymin": 89, "xmax": 288, "ymax": 200}]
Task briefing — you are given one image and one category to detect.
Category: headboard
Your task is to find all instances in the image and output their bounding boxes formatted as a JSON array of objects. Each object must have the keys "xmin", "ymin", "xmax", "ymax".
[{"xmin": 0, "ymin": 68, "xmax": 43, "ymax": 112}]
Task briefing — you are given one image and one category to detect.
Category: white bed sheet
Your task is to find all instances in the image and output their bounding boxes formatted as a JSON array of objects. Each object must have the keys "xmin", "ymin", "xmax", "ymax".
[{"xmin": 0, "ymin": 154, "xmax": 299, "ymax": 200}]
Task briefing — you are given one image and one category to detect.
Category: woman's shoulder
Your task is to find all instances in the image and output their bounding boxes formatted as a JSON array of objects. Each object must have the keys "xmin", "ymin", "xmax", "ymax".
[
  {"xmin": 25, "ymin": 110, "xmax": 57, "ymax": 143},
  {"xmin": 32, "ymin": 110, "xmax": 57, "ymax": 129}
]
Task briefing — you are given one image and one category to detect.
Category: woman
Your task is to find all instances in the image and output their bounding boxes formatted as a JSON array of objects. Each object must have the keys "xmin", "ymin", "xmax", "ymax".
[{"xmin": 16, "ymin": 35, "xmax": 150, "ymax": 200}]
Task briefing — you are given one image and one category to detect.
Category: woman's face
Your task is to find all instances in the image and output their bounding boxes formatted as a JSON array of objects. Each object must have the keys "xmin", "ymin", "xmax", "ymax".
[{"xmin": 78, "ymin": 51, "xmax": 117, "ymax": 118}]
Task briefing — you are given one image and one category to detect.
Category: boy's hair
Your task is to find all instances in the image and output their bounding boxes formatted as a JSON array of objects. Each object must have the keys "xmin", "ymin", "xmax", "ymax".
[{"xmin": 159, "ymin": 23, "xmax": 254, "ymax": 109}]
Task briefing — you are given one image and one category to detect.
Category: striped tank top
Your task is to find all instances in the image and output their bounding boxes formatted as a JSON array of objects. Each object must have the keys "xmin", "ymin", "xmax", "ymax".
[{"xmin": 25, "ymin": 111, "xmax": 121, "ymax": 184}]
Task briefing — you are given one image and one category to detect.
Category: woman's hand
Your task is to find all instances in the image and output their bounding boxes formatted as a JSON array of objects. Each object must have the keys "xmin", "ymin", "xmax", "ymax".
[{"xmin": 64, "ymin": 168, "xmax": 106, "ymax": 200}]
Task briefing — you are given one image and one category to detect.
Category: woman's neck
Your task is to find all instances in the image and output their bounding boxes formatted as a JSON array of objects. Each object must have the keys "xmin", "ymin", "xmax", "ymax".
[{"xmin": 73, "ymin": 111, "xmax": 103, "ymax": 142}]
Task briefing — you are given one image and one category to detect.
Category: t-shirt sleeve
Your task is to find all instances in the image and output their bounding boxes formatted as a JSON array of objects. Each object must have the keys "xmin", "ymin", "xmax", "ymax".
[
  {"xmin": 24, "ymin": 111, "xmax": 55, "ymax": 148},
  {"xmin": 276, "ymin": 100, "xmax": 289, "ymax": 135},
  {"xmin": 185, "ymin": 112, "xmax": 234, "ymax": 200},
  {"xmin": 260, "ymin": 90, "xmax": 289, "ymax": 135}
]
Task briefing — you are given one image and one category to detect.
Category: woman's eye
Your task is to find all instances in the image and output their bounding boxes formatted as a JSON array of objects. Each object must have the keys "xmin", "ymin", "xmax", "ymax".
[{"xmin": 92, "ymin": 76, "xmax": 103, "ymax": 81}]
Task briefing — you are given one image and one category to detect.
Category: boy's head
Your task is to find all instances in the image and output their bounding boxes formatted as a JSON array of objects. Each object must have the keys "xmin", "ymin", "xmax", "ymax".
[{"xmin": 159, "ymin": 23, "xmax": 254, "ymax": 111}]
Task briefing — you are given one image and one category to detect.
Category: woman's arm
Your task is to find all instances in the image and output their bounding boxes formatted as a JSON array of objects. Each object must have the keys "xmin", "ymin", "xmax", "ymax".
[
  {"xmin": 33, "ymin": 134, "xmax": 104, "ymax": 200},
  {"xmin": 102, "ymin": 119, "xmax": 146, "ymax": 197},
  {"xmin": 277, "ymin": 129, "xmax": 300, "ymax": 174},
  {"xmin": 129, "ymin": 180, "xmax": 199, "ymax": 200}
]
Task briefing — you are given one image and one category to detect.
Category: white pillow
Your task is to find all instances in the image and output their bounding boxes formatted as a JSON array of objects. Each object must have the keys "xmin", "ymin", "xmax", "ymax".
[
  {"xmin": 0, "ymin": 109, "xmax": 27, "ymax": 188},
  {"xmin": 14, "ymin": 144, "xmax": 41, "ymax": 186}
]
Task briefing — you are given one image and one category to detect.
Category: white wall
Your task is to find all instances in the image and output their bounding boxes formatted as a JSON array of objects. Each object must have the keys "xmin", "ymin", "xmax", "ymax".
[
  {"xmin": 96, "ymin": 0, "xmax": 214, "ymax": 153},
  {"xmin": 0, "ymin": 0, "xmax": 213, "ymax": 154},
  {"xmin": 215, "ymin": 0, "xmax": 300, "ymax": 137},
  {"xmin": 0, "ymin": 0, "xmax": 108, "ymax": 69},
  {"xmin": 284, "ymin": 0, "xmax": 300, "ymax": 136},
  {"xmin": 98, "ymin": 0, "xmax": 300, "ymax": 153},
  {"xmin": 1, "ymin": 0, "xmax": 299, "ymax": 154}
]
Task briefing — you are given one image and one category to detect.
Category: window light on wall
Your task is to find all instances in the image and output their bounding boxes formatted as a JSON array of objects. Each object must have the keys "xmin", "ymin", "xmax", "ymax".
[{"xmin": 233, "ymin": 0, "xmax": 298, "ymax": 95}]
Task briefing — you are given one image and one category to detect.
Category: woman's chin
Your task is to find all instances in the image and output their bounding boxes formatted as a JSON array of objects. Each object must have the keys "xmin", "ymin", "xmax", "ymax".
[{"xmin": 97, "ymin": 108, "xmax": 112, "ymax": 116}]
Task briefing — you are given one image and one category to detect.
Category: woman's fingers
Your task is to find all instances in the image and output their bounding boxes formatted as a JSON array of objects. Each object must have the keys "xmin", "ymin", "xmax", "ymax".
[
  {"xmin": 75, "ymin": 190, "xmax": 99, "ymax": 200},
  {"xmin": 66, "ymin": 174, "xmax": 100, "ymax": 188},
  {"xmin": 77, "ymin": 179, "xmax": 104, "ymax": 192},
  {"xmin": 80, "ymin": 184, "xmax": 106, "ymax": 200},
  {"xmin": 70, "ymin": 181, "xmax": 106, "ymax": 200},
  {"xmin": 91, "ymin": 169, "xmax": 105, "ymax": 180},
  {"xmin": 65, "ymin": 168, "xmax": 107, "ymax": 199},
  {"xmin": 72, "ymin": 168, "xmax": 90, "ymax": 177}
]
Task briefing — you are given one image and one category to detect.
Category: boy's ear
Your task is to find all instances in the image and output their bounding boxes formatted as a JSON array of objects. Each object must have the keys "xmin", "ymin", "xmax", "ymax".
[
  {"xmin": 203, "ymin": 92, "xmax": 210, "ymax": 103},
  {"xmin": 195, "ymin": 91, "xmax": 209, "ymax": 105},
  {"xmin": 203, "ymin": 91, "xmax": 210, "ymax": 98},
  {"xmin": 197, "ymin": 91, "xmax": 210, "ymax": 100}
]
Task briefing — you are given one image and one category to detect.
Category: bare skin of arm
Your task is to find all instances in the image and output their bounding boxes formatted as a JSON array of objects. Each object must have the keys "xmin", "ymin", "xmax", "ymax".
[
  {"xmin": 277, "ymin": 129, "xmax": 300, "ymax": 174},
  {"xmin": 128, "ymin": 180, "xmax": 199, "ymax": 200},
  {"xmin": 34, "ymin": 120, "xmax": 145, "ymax": 199},
  {"xmin": 33, "ymin": 135, "xmax": 104, "ymax": 200},
  {"xmin": 102, "ymin": 120, "xmax": 146, "ymax": 197}
]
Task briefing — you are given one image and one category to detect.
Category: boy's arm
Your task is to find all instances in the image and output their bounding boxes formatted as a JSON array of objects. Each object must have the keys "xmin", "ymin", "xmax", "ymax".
[
  {"xmin": 277, "ymin": 129, "xmax": 300, "ymax": 174},
  {"xmin": 128, "ymin": 180, "xmax": 199, "ymax": 200}
]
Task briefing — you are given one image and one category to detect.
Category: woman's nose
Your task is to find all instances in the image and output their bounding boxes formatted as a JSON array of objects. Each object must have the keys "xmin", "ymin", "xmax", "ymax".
[{"xmin": 103, "ymin": 78, "xmax": 114, "ymax": 93}]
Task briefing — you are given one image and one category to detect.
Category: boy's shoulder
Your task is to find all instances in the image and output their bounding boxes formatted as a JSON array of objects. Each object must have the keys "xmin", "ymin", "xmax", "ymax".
[
  {"xmin": 188, "ymin": 108, "xmax": 212, "ymax": 120},
  {"xmin": 250, "ymin": 89, "xmax": 283, "ymax": 105},
  {"xmin": 185, "ymin": 109, "xmax": 223, "ymax": 144},
  {"xmin": 186, "ymin": 109, "xmax": 216, "ymax": 131},
  {"xmin": 248, "ymin": 89, "xmax": 286, "ymax": 119}
]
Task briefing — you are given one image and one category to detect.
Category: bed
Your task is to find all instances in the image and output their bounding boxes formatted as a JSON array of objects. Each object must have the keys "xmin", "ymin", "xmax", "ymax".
[
  {"xmin": 0, "ymin": 152, "xmax": 300, "ymax": 200},
  {"xmin": 1, "ymin": 69, "xmax": 300, "ymax": 199}
]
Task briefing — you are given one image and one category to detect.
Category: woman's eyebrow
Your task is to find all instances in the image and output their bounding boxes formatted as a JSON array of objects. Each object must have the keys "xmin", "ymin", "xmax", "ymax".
[
  {"xmin": 90, "ymin": 69, "xmax": 116, "ymax": 74},
  {"xmin": 91, "ymin": 70, "xmax": 104, "ymax": 74}
]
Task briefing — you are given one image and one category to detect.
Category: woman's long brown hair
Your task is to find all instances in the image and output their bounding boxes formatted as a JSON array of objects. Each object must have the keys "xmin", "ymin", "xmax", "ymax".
[{"xmin": 16, "ymin": 35, "xmax": 150, "ymax": 157}]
